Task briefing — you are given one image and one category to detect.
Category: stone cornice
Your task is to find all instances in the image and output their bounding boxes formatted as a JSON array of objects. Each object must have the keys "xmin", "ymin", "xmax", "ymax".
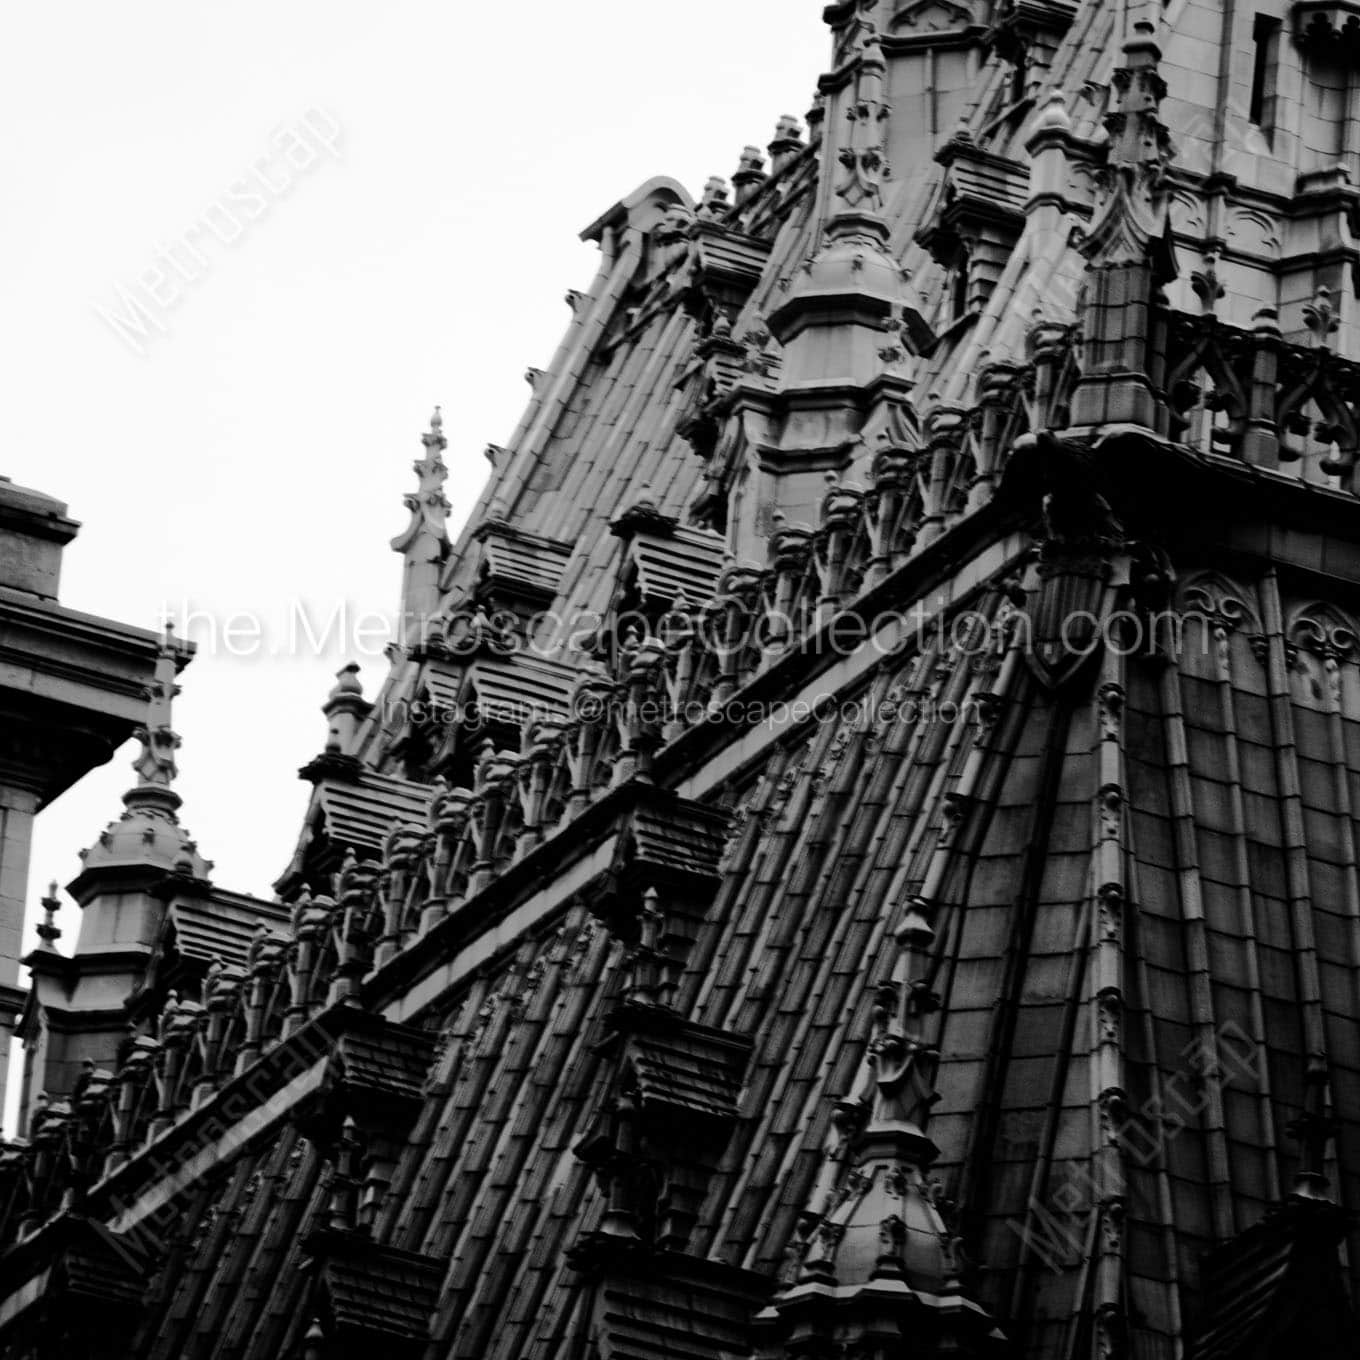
[
  {"xmin": 0, "ymin": 481, "xmax": 78, "ymax": 547},
  {"xmin": 0, "ymin": 589, "xmax": 175, "ymax": 806},
  {"xmin": 1088, "ymin": 425, "xmax": 1360, "ymax": 585}
]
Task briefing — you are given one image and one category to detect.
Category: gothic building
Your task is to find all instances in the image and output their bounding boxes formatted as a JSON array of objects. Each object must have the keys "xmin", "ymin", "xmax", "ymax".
[{"xmin": 3, "ymin": 1, "xmax": 1360, "ymax": 1356}]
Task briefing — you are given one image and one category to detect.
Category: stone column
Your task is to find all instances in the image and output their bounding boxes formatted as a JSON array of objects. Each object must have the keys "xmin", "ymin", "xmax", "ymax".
[{"xmin": 0, "ymin": 788, "xmax": 38, "ymax": 1119}]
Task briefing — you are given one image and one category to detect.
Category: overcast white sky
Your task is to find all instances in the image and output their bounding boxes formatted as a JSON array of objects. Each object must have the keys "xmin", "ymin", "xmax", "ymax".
[{"xmin": 0, "ymin": 1, "xmax": 827, "ymax": 1011}]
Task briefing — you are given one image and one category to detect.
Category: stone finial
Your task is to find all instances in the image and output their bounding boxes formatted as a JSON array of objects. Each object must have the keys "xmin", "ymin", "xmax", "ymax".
[
  {"xmin": 832, "ymin": 27, "xmax": 889, "ymax": 219},
  {"xmin": 132, "ymin": 630, "xmax": 183, "ymax": 790},
  {"xmin": 391, "ymin": 407, "xmax": 453, "ymax": 637},
  {"xmin": 697, "ymin": 176, "xmax": 730, "ymax": 219},
  {"xmin": 69, "ymin": 626, "xmax": 216, "ymax": 887},
  {"xmin": 1303, "ymin": 286, "xmax": 1341, "ymax": 344},
  {"xmin": 37, "ymin": 881, "xmax": 62, "ymax": 949},
  {"xmin": 328, "ymin": 663, "xmax": 363, "ymax": 700},
  {"xmin": 397, "ymin": 407, "xmax": 451, "ymax": 542},
  {"xmin": 1079, "ymin": 20, "xmax": 1176, "ymax": 275},
  {"xmin": 732, "ymin": 145, "xmax": 768, "ymax": 207},
  {"xmin": 805, "ymin": 91, "xmax": 827, "ymax": 147},
  {"xmin": 324, "ymin": 663, "xmax": 370, "ymax": 756},
  {"xmin": 1288, "ymin": 1051, "xmax": 1338, "ymax": 1201},
  {"xmin": 768, "ymin": 114, "xmax": 804, "ymax": 174}
]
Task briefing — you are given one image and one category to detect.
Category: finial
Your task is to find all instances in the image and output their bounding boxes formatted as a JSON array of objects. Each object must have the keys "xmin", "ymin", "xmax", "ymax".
[
  {"xmin": 328, "ymin": 663, "xmax": 363, "ymax": 701},
  {"xmin": 132, "ymin": 632, "xmax": 182, "ymax": 790},
  {"xmin": 733, "ymin": 145, "xmax": 767, "ymax": 208},
  {"xmin": 805, "ymin": 91, "xmax": 826, "ymax": 144},
  {"xmin": 396, "ymin": 413, "xmax": 451, "ymax": 538},
  {"xmin": 828, "ymin": 18, "xmax": 889, "ymax": 225},
  {"xmin": 392, "ymin": 407, "xmax": 454, "ymax": 637},
  {"xmin": 1288, "ymin": 1051, "xmax": 1338, "ymax": 1201},
  {"xmin": 323, "ymin": 663, "xmax": 370, "ymax": 756},
  {"xmin": 37, "ymin": 881, "xmax": 62, "ymax": 949},
  {"xmin": 1191, "ymin": 253, "xmax": 1226, "ymax": 315},
  {"xmin": 768, "ymin": 116, "xmax": 804, "ymax": 173},
  {"xmin": 698, "ymin": 176, "xmax": 730, "ymax": 219},
  {"xmin": 1303, "ymin": 286, "xmax": 1341, "ymax": 344}
]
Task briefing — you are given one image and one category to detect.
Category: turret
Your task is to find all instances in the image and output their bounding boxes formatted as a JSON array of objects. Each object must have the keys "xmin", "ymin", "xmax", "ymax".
[
  {"xmin": 18, "ymin": 632, "xmax": 207, "ymax": 1128},
  {"xmin": 732, "ymin": 22, "xmax": 934, "ymax": 556}
]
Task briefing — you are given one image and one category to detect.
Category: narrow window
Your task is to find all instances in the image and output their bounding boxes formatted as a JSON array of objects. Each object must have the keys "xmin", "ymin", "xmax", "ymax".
[{"xmin": 1250, "ymin": 15, "xmax": 1282, "ymax": 129}]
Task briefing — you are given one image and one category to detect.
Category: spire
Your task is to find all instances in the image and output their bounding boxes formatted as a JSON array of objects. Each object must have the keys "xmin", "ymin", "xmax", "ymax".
[
  {"xmin": 768, "ymin": 14, "xmax": 931, "ymax": 370},
  {"xmin": 391, "ymin": 406, "xmax": 452, "ymax": 643},
  {"xmin": 69, "ymin": 630, "xmax": 210, "ymax": 889},
  {"xmin": 758, "ymin": 898, "xmax": 999, "ymax": 1355},
  {"xmin": 1079, "ymin": 18, "xmax": 1176, "ymax": 278},
  {"xmin": 1068, "ymin": 18, "xmax": 1178, "ymax": 432},
  {"xmin": 828, "ymin": 24, "xmax": 890, "ymax": 238},
  {"xmin": 861, "ymin": 904, "xmax": 941, "ymax": 1159},
  {"xmin": 750, "ymin": 14, "xmax": 932, "ymax": 558}
]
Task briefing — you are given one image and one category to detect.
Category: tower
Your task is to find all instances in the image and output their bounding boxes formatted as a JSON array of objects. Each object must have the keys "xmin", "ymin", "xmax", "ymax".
[
  {"xmin": 0, "ymin": 476, "xmax": 168, "ymax": 1126},
  {"xmin": 18, "ymin": 634, "xmax": 209, "ymax": 1130}
]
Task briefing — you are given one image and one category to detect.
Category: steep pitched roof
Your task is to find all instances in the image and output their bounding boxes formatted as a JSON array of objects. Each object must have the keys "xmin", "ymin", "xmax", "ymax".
[{"xmin": 23, "ymin": 5, "xmax": 1360, "ymax": 1359}]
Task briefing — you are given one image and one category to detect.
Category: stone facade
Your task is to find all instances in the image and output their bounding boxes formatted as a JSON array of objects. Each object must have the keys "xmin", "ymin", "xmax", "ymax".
[{"xmin": 2, "ymin": 2, "xmax": 1360, "ymax": 1356}]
